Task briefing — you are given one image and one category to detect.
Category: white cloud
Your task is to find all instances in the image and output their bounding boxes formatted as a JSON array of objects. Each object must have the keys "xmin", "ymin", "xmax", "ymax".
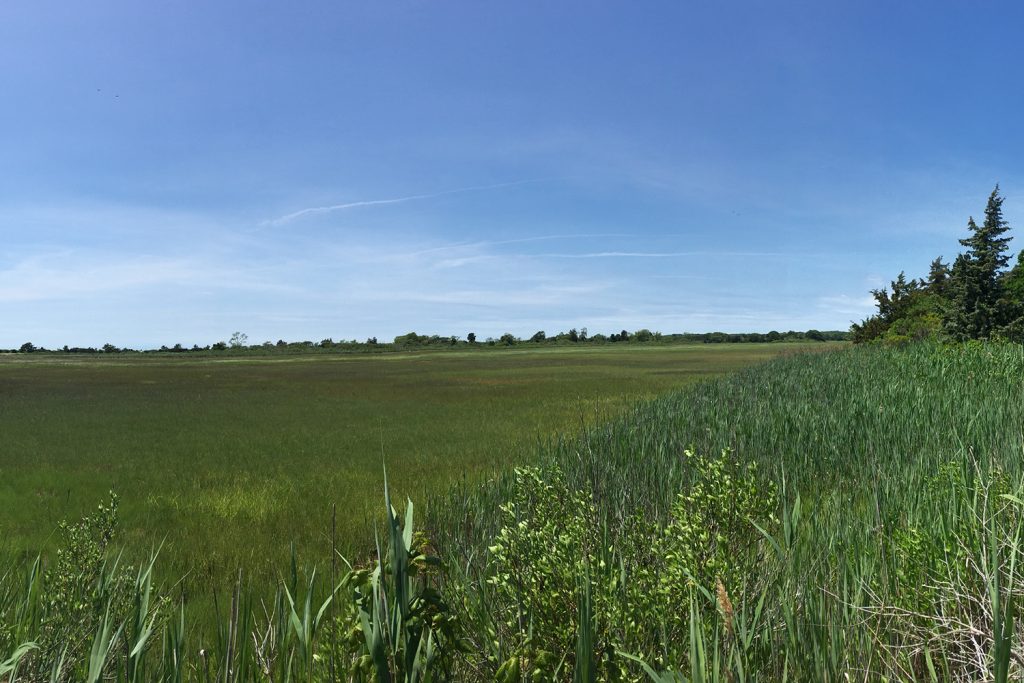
[
  {"xmin": 0, "ymin": 197, "xmax": 869, "ymax": 347},
  {"xmin": 0, "ymin": 252, "xmax": 199, "ymax": 302},
  {"xmin": 0, "ymin": 250, "xmax": 298, "ymax": 303}
]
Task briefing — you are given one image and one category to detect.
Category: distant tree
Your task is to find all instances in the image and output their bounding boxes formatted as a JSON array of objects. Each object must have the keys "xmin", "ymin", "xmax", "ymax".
[
  {"xmin": 211, "ymin": 341, "xmax": 228, "ymax": 351},
  {"xmin": 366, "ymin": 336, "xmax": 378, "ymax": 345},
  {"xmin": 579, "ymin": 327, "xmax": 588, "ymax": 342},
  {"xmin": 171, "ymin": 343, "xmax": 185, "ymax": 352},
  {"xmin": 499, "ymin": 333, "xmax": 518, "ymax": 346},
  {"xmin": 567, "ymin": 328, "xmax": 579, "ymax": 342},
  {"xmin": 320, "ymin": 338, "xmax": 334, "ymax": 348},
  {"xmin": 945, "ymin": 186, "xmax": 1014, "ymax": 340},
  {"xmin": 229, "ymin": 331, "xmax": 248, "ymax": 348},
  {"xmin": 634, "ymin": 329, "xmax": 654, "ymax": 342},
  {"xmin": 102, "ymin": 343, "xmax": 119, "ymax": 353},
  {"xmin": 467, "ymin": 332, "xmax": 477, "ymax": 344},
  {"xmin": 805, "ymin": 329, "xmax": 826, "ymax": 342},
  {"xmin": 19, "ymin": 342, "xmax": 36, "ymax": 353},
  {"xmin": 530, "ymin": 330, "xmax": 546, "ymax": 343},
  {"xmin": 393, "ymin": 332, "xmax": 422, "ymax": 346}
]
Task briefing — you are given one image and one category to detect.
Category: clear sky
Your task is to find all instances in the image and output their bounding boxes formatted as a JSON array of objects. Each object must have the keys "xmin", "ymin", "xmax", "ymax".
[{"xmin": 3, "ymin": 2, "xmax": 1024, "ymax": 348}]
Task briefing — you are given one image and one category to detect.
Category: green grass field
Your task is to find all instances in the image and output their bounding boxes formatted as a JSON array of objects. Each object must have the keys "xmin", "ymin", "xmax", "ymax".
[{"xmin": 0, "ymin": 343, "xmax": 807, "ymax": 589}]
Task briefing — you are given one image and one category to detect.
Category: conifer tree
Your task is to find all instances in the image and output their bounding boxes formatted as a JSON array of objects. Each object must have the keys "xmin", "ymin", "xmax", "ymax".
[
  {"xmin": 927, "ymin": 256, "xmax": 950, "ymax": 297},
  {"xmin": 1005, "ymin": 250, "xmax": 1024, "ymax": 302},
  {"xmin": 944, "ymin": 186, "xmax": 1013, "ymax": 340},
  {"xmin": 1002, "ymin": 250, "xmax": 1024, "ymax": 340}
]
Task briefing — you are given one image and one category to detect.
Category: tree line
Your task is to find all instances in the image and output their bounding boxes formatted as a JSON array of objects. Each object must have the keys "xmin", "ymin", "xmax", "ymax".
[
  {"xmin": 853, "ymin": 185, "xmax": 1024, "ymax": 344},
  {"xmin": 6, "ymin": 328, "xmax": 848, "ymax": 355}
]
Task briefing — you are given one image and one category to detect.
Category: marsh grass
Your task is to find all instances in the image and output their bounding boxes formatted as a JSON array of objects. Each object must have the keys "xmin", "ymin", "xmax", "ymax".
[
  {"xmin": 424, "ymin": 341, "xmax": 1024, "ymax": 680},
  {"xmin": 6, "ymin": 341, "xmax": 1024, "ymax": 679},
  {"xmin": 0, "ymin": 343, "xmax": 795, "ymax": 596}
]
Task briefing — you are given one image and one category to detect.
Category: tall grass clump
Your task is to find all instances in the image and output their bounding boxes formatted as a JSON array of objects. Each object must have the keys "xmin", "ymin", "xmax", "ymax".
[{"xmin": 2, "ymin": 340, "xmax": 1024, "ymax": 680}]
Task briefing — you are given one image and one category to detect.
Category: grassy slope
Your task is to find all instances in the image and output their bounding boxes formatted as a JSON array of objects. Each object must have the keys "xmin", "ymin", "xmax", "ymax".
[
  {"xmin": 0, "ymin": 342, "xmax": 802, "ymax": 589},
  {"xmin": 428, "ymin": 341, "xmax": 1024, "ymax": 680},
  {"xmin": 436, "ymin": 341, "xmax": 1024, "ymax": 536}
]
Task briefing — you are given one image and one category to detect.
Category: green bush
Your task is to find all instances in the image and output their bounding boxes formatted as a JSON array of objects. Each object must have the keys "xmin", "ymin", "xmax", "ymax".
[{"xmin": 476, "ymin": 451, "xmax": 778, "ymax": 680}]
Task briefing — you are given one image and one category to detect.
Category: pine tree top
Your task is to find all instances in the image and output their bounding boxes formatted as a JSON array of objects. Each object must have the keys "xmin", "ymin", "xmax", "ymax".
[{"xmin": 958, "ymin": 186, "xmax": 1012, "ymax": 268}]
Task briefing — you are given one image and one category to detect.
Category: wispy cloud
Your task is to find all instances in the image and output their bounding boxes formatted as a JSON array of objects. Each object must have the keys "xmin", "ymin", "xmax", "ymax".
[
  {"xmin": 1, "ymin": 196, "xmax": 864, "ymax": 346},
  {"xmin": 0, "ymin": 250, "xmax": 297, "ymax": 303},
  {"xmin": 402, "ymin": 233, "xmax": 635, "ymax": 258},
  {"xmin": 541, "ymin": 250, "xmax": 789, "ymax": 259},
  {"xmin": 263, "ymin": 179, "xmax": 549, "ymax": 226}
]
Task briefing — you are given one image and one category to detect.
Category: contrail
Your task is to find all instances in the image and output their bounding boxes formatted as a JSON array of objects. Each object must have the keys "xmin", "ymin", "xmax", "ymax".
[{"xmin": 264, "ymin": 179, "xmax": 546, "ymax": 226}]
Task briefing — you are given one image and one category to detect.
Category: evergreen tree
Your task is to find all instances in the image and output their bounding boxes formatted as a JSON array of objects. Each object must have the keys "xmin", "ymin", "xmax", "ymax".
[
  {"xmin": 927, "ymin": 256, "xmax": 950, "ymax": 297},
  {"xmin": 851, "ymin": 271, "xmax": 940, "ymax": 343},
  {"xmin": 1001, "ymin": 250, "xmax": 1024, "ymax": 341},
  {"xmin": 944, "ymin": 186, "xmax": 1013, "ymax": 340},
  {"xmin": 1005, "ymin": 250, "xmax": 1024, "ymax": 302}
]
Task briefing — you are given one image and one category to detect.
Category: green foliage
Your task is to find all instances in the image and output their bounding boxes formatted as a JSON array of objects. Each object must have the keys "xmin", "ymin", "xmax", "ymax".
[
  {"xmin": 1006, "ymin": 250, "xmax": 1024, "ymax": 302},
  {"xmin": 37, "ymin": 493, "xmax": 140, "ymax": 679},
  {"xmin": 852, "ymin": 272, "xmax": 944, "ymax": 344},
  {"xmin": 660, "ymin": 450, "xmax": 777, "ymax": 599},
  {"xmin": 0, "ymin": 494, "xmax": 169, "ymax": 682},
  {"xmin": 1001, "ymin": 251, "xmax": 1024, "ymax": 342},
  {"xmin": 485, "ymin": 466, "xmax": 610, "ymax": 680},
  {"xmin": 854, "ymin": 186, "xmax": 1024, "ymax": 343},
  {"xmin": 945, "ymin": 188, "xmax": 1015, "ymax": 340},
  {"xmin": 336, "ymin": 492, "xmax": 460, "ymax": 681},
  {"xmin": 474, "ymin": 452, "xmax": 778, "ymax": 680}
]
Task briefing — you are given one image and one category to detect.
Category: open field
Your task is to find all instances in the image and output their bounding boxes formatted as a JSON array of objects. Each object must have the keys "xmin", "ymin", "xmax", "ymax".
[{"xmin": 0, "ymin": 342, "xmax": 808, "ymax": 589}]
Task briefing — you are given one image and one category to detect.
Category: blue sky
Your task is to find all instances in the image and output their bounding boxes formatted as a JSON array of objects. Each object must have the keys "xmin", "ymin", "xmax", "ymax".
[{"xmin": 3, "ymin": 2, "xmax": 1024, "ymax": 347}]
